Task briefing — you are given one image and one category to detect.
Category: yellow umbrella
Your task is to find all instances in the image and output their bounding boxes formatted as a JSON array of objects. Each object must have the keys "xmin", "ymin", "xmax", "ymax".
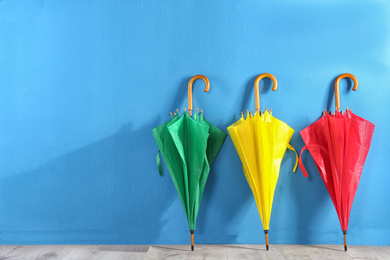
[{"xmin": 227, "ymin": 73, "xmax": 298, "ymax": 250}]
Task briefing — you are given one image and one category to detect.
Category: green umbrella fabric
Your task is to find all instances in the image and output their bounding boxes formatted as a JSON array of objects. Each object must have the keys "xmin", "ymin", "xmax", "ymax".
[{"xmin": 152, "ymin": 111, "xmax": 226, "ymax": 231}]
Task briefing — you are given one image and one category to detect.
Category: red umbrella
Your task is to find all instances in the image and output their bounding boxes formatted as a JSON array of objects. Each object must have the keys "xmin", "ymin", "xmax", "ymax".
[{"xmin": 298, "ymin": 73, "xmax": 375, "ymax": 251}]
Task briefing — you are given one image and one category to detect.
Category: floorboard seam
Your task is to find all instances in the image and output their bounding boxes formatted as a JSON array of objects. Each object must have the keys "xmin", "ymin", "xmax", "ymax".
[
  {"xmin": 4, "ymin": 245, "xmax": 22, "ymax": 257},
  {"xmin": 301, "ymin": 246, "xmax": 313, "ymax": 260}
]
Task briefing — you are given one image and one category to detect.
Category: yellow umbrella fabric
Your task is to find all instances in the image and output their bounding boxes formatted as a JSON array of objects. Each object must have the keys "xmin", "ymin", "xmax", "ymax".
[{"xmin": 227, "ymin": 73, "xmax": 298, "ymax": 250}]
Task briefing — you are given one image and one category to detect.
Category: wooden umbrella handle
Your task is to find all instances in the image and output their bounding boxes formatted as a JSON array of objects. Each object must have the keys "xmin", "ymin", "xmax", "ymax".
[
  {"xmin": 335, "ymin": 73, "xmax": 358, "ymax": 111},
  {"xmin": 254, "ymin": 73, "xmax": 278, "ymax": 114},
  {"xmin": 188, "ymin": 75, "xmax": 210, "ymax": 117}
]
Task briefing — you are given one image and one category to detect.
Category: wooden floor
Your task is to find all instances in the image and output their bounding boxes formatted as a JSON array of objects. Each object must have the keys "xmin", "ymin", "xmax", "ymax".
[{"xmin": 1, "ymin": 244, "xmax": 389, "ymax": 260}]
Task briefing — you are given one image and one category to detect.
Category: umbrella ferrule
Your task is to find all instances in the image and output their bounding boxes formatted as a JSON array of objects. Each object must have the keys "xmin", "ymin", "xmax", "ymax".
[
  {"xmin": 190, "ymin": 230, "xmax": 195, "ymax": 251},
  {"xmin": 343, "ymin": 230, "xmax": 347, "ymax": 252}
]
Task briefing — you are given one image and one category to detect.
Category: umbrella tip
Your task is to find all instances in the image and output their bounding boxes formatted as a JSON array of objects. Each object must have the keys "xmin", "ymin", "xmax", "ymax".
[
  {"xmin": 197, "ymin": 107, "xmax": 199, "ymax": 111},
  {"xmin": 264, "ymin": 230, "xmax": 269, "ymax": 251},
  {"xmin": 184, "ymin": 108, "xmax": 187, "ymax": 111},
  {"xmin": 190, "ymin": 230, "xmax": 195, "ymax": 251},
  {"xmin": 241, "ymin": 112, "xmax": 244, "ymax": 117},
  {"xmin": 343, "ymin": 230, "xmax": 347, "ymax": 252},
  {"xmin": 201, "ymin": 109, "xmax": 203, "ymax": 114},
  {"xmin": 265, "ymin": 107, "xmax": 267, "ymax": 111},
  {"xmin": 174, "ymin": 113, "xmax": 176, "ymax": 116},
  {"xmin": 170, "ymin": 112, "xmax": 172, "ymax": 115}
]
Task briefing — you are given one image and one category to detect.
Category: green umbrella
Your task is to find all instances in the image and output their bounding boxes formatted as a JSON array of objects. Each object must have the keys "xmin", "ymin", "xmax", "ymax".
[{"xmin": 152, "ymin": 75, "xmax": 226, "ymax": 251}]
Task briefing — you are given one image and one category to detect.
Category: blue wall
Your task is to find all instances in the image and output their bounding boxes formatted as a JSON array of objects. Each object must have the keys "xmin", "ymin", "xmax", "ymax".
[{"xmin": 0, "ymin": 0, "xmax": 389, "ymax": 245}]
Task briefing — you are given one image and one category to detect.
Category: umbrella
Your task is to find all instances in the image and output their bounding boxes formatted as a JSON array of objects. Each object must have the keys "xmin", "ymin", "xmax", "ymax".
[
  {"xmin": 227, "ymin": 73, "xmax": 298, "ymax": 250},
  {"xmin": 298, "ymin": 73, "xmax": 375, "ymax": 251},
  {"xmin": 152, "ymin": 75, "xmax": 226, "ymax": 251}
]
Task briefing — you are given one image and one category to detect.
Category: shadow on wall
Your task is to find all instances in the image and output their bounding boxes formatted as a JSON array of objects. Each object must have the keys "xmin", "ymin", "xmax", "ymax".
[
  {"xmin": 0, "ymin": 118, "xmax": 178, "ymax": 244},
  {"xmin": 195, "ymin": 114, "xmax": 253, "ymax": 244},
  {"xmin": 0, "ymin": 77, "xmax": 359, "ymax": 245}
]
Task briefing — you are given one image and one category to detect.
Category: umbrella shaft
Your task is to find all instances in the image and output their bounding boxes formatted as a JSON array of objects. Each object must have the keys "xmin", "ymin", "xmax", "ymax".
[
  {"xmin": 344, "ymin": 233, "xmax": 347, "ymax": 251},
  {"xmin": 342, "ymin": 230, "xmax": 348, "ymax": 252},
  {"xmin": 190, "ymin": 230, "xmax": 194, "ymax": 251}
]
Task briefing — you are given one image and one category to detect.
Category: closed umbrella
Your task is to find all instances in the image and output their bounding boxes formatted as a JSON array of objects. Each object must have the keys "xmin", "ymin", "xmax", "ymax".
[
  {"xmin": 153, "ymin": 75, "xmax": 226, "ymax": 251},
  {"xmin": 227, "ymin": 73, "xmax": 298, "ymax": 250},
  {"xmin": 298, "ymin": 73, "xmax": 375, "ymax": 251}
]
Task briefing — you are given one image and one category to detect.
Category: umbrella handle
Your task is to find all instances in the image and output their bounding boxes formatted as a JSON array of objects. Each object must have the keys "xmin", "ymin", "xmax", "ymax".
[
  {"xmin": 254, "ymin": 73, "xmax": 278, "ymax": 114},
  {"xmin": 334, "ymin": 73, "xmax": 358, "ymax": 111},
  {"xmin": 188, "ymin": 75, "xmax": 210, "ymax": 117}
]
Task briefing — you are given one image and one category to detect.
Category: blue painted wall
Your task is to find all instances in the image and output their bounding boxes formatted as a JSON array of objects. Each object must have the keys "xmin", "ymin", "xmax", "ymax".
[{"xmin": 0, "ymin": 0, "xmax": 389, "ymax": 245}]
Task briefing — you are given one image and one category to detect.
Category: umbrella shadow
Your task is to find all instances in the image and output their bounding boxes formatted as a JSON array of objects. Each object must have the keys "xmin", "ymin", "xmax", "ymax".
[
  {"xmin": 0, "ymin": 118, "xmax": 177, "ymax": 244},
  {"xmin": 194, "ymin": 115, "xmax": 253, "ymax": 244},
  {"xmin": 288, "ymin": 151, "xmax": 330, "ymax": 244}
]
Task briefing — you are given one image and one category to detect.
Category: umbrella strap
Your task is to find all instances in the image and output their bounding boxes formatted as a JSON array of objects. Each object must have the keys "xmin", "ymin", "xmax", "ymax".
[
  {"xmin": 156, "ymin": 151, "xmax": 163, "ymax": 176},
  {"xmin": 287, "ymin": 144, "xmax": 298, "ymax": 172},
  {"xmin": 299, "ymin": 144, "xmax": 329, "ymax": 178},
  {"xmin": 299, "ymin": 145, "xmax": 309, "ymax": 177}
]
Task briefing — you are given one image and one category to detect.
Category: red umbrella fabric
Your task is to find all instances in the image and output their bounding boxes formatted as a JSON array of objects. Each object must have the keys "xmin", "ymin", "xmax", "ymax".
[{"xmin": 298, "ymin": 74, "xmax": 375, "ymax": 251}]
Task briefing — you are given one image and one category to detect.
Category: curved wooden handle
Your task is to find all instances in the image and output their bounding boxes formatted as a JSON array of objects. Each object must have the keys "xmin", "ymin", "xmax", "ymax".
[
  {"xmin": 335, "ymin": 73, "xmax": 358, "ymax": 111},
  {"xmin": 188, "ymin": 75, "xmax": 210, "ymax": 117},
  {"xmin": 254, "ymin": 73, "xmax": 278, "ymax": 113}
]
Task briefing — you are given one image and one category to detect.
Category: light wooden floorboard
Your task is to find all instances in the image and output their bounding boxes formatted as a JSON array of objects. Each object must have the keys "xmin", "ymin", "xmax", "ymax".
[
  {"xmin": 346, "ymin": 246, "xmax": 390, "ymax": 260},
  {"xmin": 380, "ymin": 246, "xmax": 390, "ymax": 255},
  {"xmin": 302, "ymin": 245, "xmax": 353, "ymax": 260},
  {"xmin": 266, "ymin": 244, "xmax": 311, "ymax": 260},
  {"xmin": 0, "ymin": 244, "xmax": 389, "ymax": 260}
]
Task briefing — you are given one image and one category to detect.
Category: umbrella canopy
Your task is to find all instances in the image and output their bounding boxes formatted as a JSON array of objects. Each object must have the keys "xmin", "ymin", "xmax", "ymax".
[
  {"xmin": 227, "ymin": 73, "xmax": 298, "ymax": 250},
  {"xmin": 298, "ymin": 73, "xmax": 375, "ymax": 251},
  {"xmin": 152, "ymin": 75, "xmax": 226, "ymax": 251}
]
